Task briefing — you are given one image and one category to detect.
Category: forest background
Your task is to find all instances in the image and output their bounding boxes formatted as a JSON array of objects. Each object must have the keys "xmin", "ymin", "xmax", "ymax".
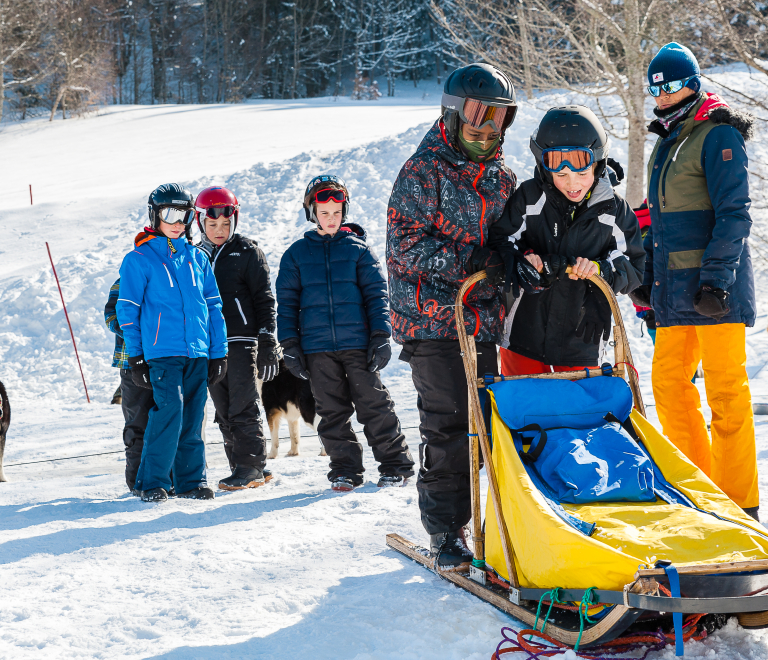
[{"xmin": 3, "ymin": 0, "xmax": 768, "ymax": 205}]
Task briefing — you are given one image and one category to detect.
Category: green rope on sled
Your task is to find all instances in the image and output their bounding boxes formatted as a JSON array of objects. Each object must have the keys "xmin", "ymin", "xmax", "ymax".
[
  {"xmin": 575, "ymin": 586, "xmax": 599, "ymax": 651},
  {"xmin": 532, "ymin": 587, "xmax": 562, "ymax": 636}
]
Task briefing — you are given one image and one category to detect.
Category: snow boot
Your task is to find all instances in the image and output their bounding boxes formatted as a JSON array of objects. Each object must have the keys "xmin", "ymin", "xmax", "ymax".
[
  {"xmin": 377, "ymin": 475, "xmax": 408, "ymax": 488},
  {"xmin": 177, "ymin": 486, "xmax": 215, "ymax": 500},
  {"xmin": 331, "ymin": 476, "xmax": 358, "ymax": 492},
  {"xmin": 743, "ymin": 506, "xmax": 760, "ymax": 522},
  {"xmin": 141, "ymin": 487, "xmax": 168, "ymax": 503},
  {"xmin": 218, "ymin": 466, "xmax": 266, "ymax": 491},
  {"xmin": 430, "ymin": 528, "xmax": 474, "ymax": 571}
]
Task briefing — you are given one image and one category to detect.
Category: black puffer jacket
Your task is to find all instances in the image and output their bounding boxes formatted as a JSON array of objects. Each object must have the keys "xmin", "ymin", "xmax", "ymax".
[
  {"xmin": 490, "ymin": 170, "xmax": 644, "ymax": 366},
  {"xmin": 198, "ymin": 233, "xmax": 276, "ymax": 342}
]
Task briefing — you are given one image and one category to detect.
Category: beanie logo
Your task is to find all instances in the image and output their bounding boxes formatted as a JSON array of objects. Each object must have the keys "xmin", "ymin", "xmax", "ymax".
[{"xmin": 652, "ymin": 72, "xmax": 664, "ymax": 82}]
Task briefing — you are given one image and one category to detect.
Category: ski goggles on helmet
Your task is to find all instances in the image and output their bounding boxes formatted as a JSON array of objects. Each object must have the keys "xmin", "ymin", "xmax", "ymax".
[
  {"xmin": 442, "ymin": 93, "xmax": 516, "ymax": 132},
  {"xmin": 198, "ymin": 205, "xmax": 237, "ymax": 220},
  {"xmin": 647, "ymin": 75, "xmax": 697, "ymax": 97},
  {"xmin": 541, "ymin": 147, "xmax": 595, "ymax": 173},
  {"xmin": 314, "ymin": 188, "xmax": 347, "ymax": 204},
  {"xmin": 158, "ymin": 207, "xmax": 195, "ymax": 225}
]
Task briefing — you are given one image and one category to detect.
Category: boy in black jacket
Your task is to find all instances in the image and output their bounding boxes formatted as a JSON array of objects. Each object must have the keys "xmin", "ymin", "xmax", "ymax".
[
  {"xmin": 195, "ymin": 186, "xmax": 280, "ymax": 490},
  {"xmin": 276, "ymin": 175, "xmax": 414, "ymax": 492}
]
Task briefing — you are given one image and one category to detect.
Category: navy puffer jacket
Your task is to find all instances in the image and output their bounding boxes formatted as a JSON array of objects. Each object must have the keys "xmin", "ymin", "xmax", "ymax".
[{"xmin": 276, "ymin": 223, "xmax": 391, "ymax": 354}]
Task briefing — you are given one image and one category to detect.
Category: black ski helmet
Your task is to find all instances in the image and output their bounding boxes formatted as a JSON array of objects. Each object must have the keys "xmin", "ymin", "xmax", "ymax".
[
  {"xmin": 530, "ymin": 106, "xmax": 609, "ymax": 182},
  {"xmin": 303, "ymin": 174, "xmax": 350, "ymax": 223},
  {"xmin": 147, "ymin": 183, "xmax": 195, "ymax": 230},
  {"xmin": 441, "ymin": 63, "xmax": 517, "ymax": 148}
]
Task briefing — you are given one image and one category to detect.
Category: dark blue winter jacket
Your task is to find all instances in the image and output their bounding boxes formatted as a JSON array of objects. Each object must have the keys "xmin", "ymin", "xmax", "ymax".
[
  {"xmin": 644, "ymin": 93, "xmax": 756, "ymax": 327},
  {"xmin": 116, "ymin": 231, "xmax": 228, "ymax": 361},
  {"xmin": 276, "ymin": 223, "xmax": 391, "ymax": 354}
]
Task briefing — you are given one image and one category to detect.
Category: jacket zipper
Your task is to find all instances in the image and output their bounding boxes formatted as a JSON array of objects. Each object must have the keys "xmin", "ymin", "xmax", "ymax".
[
  {"xmin": 324, "ymin": 242, "xmax": 338, "ymax": 350},
  {"xmin": 153, "ymin": 313, "xmax": 162, "ymax": 345},
  {"xmin": 235, "ymin": 297, "xmax": 248, "ymax": 325},
  {"xmin": 472, "ymin": 163, "xmax": 487, "ymax": 246},
  {"xmin": 661, "ymin": 136, "xmax": 689, "ymax": 209},
  {"xmin": 162, "ymin": 264, "xmax": 174, "ymax": 287}
]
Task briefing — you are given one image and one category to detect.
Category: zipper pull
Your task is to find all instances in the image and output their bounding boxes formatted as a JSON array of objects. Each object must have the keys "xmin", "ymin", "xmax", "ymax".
[{"xmin": 662, "ymin": 195, "xmax": 666, "ymax": 209}]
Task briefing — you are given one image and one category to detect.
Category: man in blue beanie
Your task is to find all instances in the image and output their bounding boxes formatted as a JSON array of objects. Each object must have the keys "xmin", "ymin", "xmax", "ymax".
[{"xmin": 630, "ymin": 42, "xmax": 760, "ymax": 520}]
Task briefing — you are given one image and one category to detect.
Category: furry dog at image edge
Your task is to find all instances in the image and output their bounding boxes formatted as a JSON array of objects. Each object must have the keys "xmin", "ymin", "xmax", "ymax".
[
  {"xmin": 0, "ymin": 380, "xmax": 10, "ymax": 482},
  {"xmin": 259, "ymin": 359, "xmax": 325, "ymax": 459}
]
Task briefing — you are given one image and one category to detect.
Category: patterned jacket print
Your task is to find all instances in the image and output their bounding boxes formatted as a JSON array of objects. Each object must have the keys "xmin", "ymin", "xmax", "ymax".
[{"xmin": 386, "ymin": 119, "xmax": 515, "ymax": 343}]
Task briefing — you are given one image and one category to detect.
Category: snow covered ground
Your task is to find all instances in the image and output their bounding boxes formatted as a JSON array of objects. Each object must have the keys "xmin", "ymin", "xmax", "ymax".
[{"xmin": 3, "ymin": 78, "xmax": 768, "ymax": 658}]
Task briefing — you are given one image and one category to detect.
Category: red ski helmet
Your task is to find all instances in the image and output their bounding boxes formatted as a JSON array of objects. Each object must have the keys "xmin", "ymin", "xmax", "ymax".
[{"xmin": 195, "ymin": 186, "xmax": 240, "ymax": 240}]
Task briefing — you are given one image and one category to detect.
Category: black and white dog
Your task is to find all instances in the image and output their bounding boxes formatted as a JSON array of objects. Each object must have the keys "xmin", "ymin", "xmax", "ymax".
[
  {"xmin": 0, "ymin": 380, "xmax": 9, "ymax": 482},
  {"xmin": 259, "ymin": 359, "xmax": 325, "ymax": 459}
]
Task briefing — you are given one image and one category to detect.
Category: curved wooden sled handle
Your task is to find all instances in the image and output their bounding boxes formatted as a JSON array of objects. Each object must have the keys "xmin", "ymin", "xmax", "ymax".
[{"xmin": 454, "ymin": 269, "xmax": 646, "ymax": 587}]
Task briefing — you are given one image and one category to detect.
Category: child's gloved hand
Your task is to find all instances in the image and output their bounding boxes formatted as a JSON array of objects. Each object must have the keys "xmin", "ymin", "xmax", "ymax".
[
  {"xmin": 128, "ymin": 355, "xmax": 152, "ymax": 390},
  {"xmin": 257, "ymin": 335, "xmax": 280, "ymax": 382},
  {"xmin": 281, "ymin": 339, "xmax": 309, "ymax": 381},
  {"xmin": 208, "ymin": 357, "xmax": 228, "ymax": 386},
  {"xmin": 367, "ymin": 332, "xmax": 392, "ymax": 372},
  {"xmin": 575, "ymin": 284, "xmax": 612, "ymax": 345},
  {"xmin": 693, "ymin": 285, "xmax": 730, "ymax": 320}
]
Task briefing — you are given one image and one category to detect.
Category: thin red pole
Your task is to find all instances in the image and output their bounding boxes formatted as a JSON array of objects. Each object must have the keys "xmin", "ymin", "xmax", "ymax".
[
  {"xmin": 46, "ymin": 242, "xmax": 91, "ymax": 403},
  {"xmin": 29, "ymin": 184, "xmax": 33, "ymax": 205}
]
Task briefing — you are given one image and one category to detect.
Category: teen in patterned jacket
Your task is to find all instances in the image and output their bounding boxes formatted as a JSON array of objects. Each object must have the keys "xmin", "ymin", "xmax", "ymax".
[{"xmin": 386, "ymin": 64, "xmax": 528, "ymax": 570}]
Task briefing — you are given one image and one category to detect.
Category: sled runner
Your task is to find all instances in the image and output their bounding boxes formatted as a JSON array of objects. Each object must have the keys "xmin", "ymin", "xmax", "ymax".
[{"xmin": 387, "ymin": 270, "xmax": 768, "ymax": 654}]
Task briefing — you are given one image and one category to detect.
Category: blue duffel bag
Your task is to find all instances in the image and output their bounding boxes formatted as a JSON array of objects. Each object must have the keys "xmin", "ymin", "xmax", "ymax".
[{"xmin": 489, "ymin": 377, "xmax": 655, "ymax": 504}]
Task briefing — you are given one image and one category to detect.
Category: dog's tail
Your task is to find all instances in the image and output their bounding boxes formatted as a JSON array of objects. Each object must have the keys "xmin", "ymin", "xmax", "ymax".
[{"xmin": 0, "ymin": 380, "xmax": 9, "ymax": 482}]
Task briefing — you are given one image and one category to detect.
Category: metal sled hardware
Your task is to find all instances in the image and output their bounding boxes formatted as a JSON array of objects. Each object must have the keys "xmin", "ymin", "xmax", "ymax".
[{"xmin": 388, "ymin": 270, "xmax": 768, "ymax": 651}]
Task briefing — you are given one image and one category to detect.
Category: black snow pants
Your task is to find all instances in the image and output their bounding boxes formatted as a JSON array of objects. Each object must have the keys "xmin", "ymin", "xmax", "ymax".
[
  {"xmin": 401, "ymin": 339, "xmax": 498, "ymax": 535},
  {"xmin": 306, "ymin": 350, "xmax": 415, "ymax": 485},
  {"xmin": 208, "ymin": 341, "xmax": 267, "ymax": 470},
  {"xmin": 120, "ymin": 368, "xmax": 155, "ymax": 490}
]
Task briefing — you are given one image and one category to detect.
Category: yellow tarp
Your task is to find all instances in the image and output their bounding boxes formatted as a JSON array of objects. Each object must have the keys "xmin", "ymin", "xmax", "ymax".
[{"xmin": 485, "ymin": 394, "xmax": 768, "ymax": 591}]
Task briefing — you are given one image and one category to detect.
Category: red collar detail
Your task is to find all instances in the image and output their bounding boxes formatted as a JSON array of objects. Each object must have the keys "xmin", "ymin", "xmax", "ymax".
[
  {"xmin": 695, "ymin": 92, "xmax": 729, "ymax": 121},
  {"xmin": 135, "ymin": 229, "xmax": 159, "ymax": 247}
]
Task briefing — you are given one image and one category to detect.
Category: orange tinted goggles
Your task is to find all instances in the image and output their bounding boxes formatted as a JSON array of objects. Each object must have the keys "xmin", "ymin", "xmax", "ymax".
[{"xmin": 541, "ymin": 147, "xmax": 594, "ymax": 173}]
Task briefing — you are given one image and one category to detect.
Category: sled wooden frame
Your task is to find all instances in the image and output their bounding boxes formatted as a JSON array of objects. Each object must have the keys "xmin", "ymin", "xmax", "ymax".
[{"xmin": 386, "ymin": 270, "xmax": 768, "ymax": 648}]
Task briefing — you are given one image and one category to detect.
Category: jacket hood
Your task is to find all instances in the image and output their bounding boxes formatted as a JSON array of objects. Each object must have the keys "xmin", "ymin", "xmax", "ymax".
[
  {"xmin": 696, "ymin": 94, "xmax": 756, "ymax": 141},
  {"xmin": 305, "ymin": 222, "xmax": 366, "ymax": 242},
  {"xmin": 415, "ymin": 119, "xmax": 505, "ymax": 168},
  {"xmin": 649, "ymin": 92, "xmax": 755, "ymax": 141},
  {"xmin": 134, "ymin": 229, "xmax": 189, "ymax": 257}
]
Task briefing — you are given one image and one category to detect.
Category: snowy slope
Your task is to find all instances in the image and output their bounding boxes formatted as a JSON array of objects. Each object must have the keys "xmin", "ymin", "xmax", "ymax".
[{"xmin": 2, "ymin": 84, "xmax": 768, "ymax": 659}]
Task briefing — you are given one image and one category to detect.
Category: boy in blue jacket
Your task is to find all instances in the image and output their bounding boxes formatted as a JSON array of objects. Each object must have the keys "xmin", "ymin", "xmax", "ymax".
[
  {"xmin": 116, "ymin": 183, "xmax": 228, "ymax": 502},
  {"xmin": 276, "ymin": 175, "xmax": 414, "ymax": 491}
]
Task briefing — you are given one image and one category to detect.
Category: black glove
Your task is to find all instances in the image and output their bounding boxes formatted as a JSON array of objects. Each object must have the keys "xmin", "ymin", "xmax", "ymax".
[
  {"xmin": 367, "ymin": 332, "xmax": 391, "ymax": 372},
  {"xmin": 575, "ymin": 284, "xmax": 612, "ymax": 345},
  {"xmin": 693, "ymin": 285, "xmax": 730, "ymax": 321},
  {"xmin": 499, "ymin": 245, "xmax": 545, "ymax": 298},
  {"xmin": 628, "ymin": 284, "xmax": 652, "ymax": 308},
  {"xmin": 469, "ymin": 246, "xmax": 503, "ymax": 283},
  {"xmin": 606, "ymin": 158, "xmax": 625, "ymax": 184},
  {"xmin": 281, "ymin": 339, "xmax": 309, "ymax": 381},
  {"xmin": 257, "ymin": 335, "xmax": 280, "ymax": 382},
  {"xmin": 208, "ymin": 356, "xmax": 228, "ymax": 386},
  {"xmin": 539, "ymin": 254, "xmax": 573, "ymax": 287},
  {"xmin": 595, "ymin": 260, "xmax": 614, "ymax": 287},
  {"xmin": 128, "ymin": 355, "xmax": 152, "ymax": 390}
]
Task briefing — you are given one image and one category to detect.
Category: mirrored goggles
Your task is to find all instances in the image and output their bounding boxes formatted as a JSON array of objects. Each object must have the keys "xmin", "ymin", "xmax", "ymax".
[
  {"xmin": 442, "ymin": 93, "xmax": 517, "ymax": 132},
  {"xmin": 198, "ymin": 205, "xmax": 237, "ymax": 220},
  {"xmin": 315, "ymin": 188, "xmax": 346, "ymax": 204},
  {"xmin": 647, "ymin": 75, "xmax": 696, "ymax": 98},
  {"xmin": 159, "ymin": 207, "xmax": 195, "ymax": 225},
  {"xmin": 541, "ymin": 147, "xmax": 595, "ymax": 173}
]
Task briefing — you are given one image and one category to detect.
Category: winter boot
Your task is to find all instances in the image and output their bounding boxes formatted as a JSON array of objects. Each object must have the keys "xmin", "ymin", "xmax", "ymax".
[
  {"xmin": 743, "ymin": 506, "xmax": 760, "ymax": 522},
  {"xmin": 263, "ymin": 468, "xmax": 273, "ymax": 483},
  {"xmin": 331, "ymin": 476, "xmax": 358, "ymax": 492},
  {"xmin": 141, "ymin": 487, "xmax": 168, "ymax": 503},
  {"xmin": 377, "ymin": 475, "xmax": 408, "ymax": 488},
  {"xmin": 430, "ymin": 528, "xmax": 473, "ymax": 571},
  {"xmin": 177, "ymin": 486, "xmax": 215, "ymax": 500},
  {"xmin": 218, "ymin": 466, "xmax": 267, "ymax": 491}
]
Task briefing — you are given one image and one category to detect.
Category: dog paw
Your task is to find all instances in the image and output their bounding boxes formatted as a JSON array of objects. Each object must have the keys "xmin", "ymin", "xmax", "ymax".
[
  {"xmin": 319, "ymin": 449, "xmax": 327, "ymax": 457},
  {"xmin": 286, "ymin": 450, "xmax": 299, "ymax": 457},
  {"xmin": 267, "ymin": 452, "xmax": 278, "ymax": 460}
]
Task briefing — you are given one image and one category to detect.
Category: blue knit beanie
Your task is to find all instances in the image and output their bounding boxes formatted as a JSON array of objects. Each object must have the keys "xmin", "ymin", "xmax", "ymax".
[{"xmin": 647, "ymin": 42, "xmax": 701, "ymax": 93}]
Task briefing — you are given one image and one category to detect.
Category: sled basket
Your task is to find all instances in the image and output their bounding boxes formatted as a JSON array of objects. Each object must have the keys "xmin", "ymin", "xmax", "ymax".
[{"xmin": 387, "ymin": 270, "xmax": 768, "ymax": 652}]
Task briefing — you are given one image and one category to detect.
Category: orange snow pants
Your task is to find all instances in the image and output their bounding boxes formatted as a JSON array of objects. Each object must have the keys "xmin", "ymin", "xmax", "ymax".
[{"xmin": 652, "ymin": 324, "xmax": 759, "ymax": 508}]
